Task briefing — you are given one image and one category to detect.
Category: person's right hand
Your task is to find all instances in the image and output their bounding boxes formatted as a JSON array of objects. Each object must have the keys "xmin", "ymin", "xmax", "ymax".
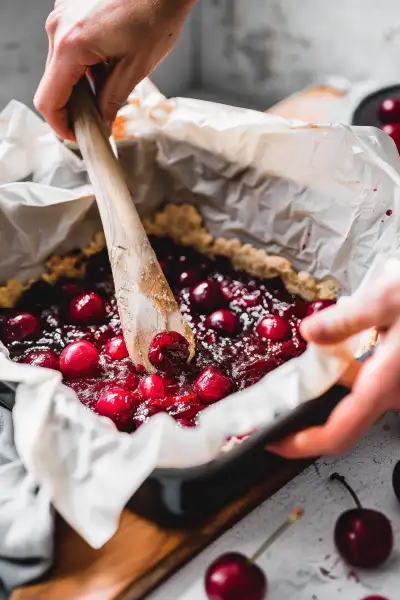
[{"xmin": 34, "ymin": 0, "xmax": 196, "ymax": 141}]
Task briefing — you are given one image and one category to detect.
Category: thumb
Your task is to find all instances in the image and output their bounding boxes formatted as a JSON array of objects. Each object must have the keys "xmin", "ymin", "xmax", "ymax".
[{"xmin": 97, "ymin": 57, "xmax": 140, "ymax": 131}]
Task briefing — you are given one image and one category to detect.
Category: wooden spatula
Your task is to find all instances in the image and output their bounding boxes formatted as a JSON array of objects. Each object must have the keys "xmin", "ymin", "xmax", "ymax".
[{"xmin": 69, "ymin": 77, "xmax": 194, "ymax": 371}]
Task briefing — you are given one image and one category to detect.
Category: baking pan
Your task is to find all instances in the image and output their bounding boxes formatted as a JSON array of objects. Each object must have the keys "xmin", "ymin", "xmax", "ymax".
[
  {"xmin": 1, "ymin": 351, "xmax": 372, "ymax": 529},
  {"xmin": 128, "ymin": 349, "xmax": 373, "ymax": 528}
]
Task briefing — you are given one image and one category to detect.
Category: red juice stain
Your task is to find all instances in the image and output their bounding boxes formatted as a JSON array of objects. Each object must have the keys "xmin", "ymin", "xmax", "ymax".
[
  {"xmin": 373, "ymin": 188, "xmax": 378, "ymax": 192},
  {"xmin": 386, "ymin": 209, "xmax": 393, "ymax": 216}
]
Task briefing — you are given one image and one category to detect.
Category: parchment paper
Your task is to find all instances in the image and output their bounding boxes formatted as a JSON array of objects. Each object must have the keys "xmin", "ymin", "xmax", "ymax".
[{"xmin": 1, "ymin": 80, "xmax": 400, "ymax": 549}]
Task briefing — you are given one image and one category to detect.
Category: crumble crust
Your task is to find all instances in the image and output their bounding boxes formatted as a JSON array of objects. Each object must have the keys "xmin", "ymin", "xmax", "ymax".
[{"xmin": 0, "ymin": 203, "xmax": 336, "ymax": 308}]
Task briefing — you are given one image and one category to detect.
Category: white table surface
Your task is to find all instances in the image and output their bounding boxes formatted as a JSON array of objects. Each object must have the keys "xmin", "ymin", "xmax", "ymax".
[{"xmin": 148, "ymin": 411, "xmax": 400, "ymax": 600}]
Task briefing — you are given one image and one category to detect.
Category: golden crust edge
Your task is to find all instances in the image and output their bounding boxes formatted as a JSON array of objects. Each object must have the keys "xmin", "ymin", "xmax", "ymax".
[{"xmin": 1, "ymin": 202, "xmax": 337, "ymax": 309}]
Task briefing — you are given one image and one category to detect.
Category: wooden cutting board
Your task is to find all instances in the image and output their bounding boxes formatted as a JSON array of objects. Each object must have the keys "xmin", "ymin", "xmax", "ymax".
[
  {"xmin": 13, "ymin": 88, "xmax": 342, "ymax": 600},
  {"xmin": 12, "ymin": 459, "xmax": 310, "ymax": 600}
]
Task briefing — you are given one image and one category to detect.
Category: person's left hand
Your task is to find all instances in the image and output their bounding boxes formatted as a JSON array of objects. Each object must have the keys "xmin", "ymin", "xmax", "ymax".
[{"xmin": 268, "ymin": 266, "xmax": 400, "ymax": 459}]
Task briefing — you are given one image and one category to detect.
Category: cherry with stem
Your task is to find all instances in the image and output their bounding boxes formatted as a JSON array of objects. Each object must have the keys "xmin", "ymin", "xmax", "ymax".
[
  {"xmin": 330, "ymin": 473, "xmax": 393, "ymax": 570},
  {"xmin": 205, "ymin": 507, "xmax": 303, "ymax": 600}
]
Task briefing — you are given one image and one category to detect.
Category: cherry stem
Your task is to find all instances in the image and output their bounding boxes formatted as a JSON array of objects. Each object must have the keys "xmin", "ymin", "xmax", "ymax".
[
  {"xmin": 330, "ymin": 472, "xmax": 362, "ymax": 509},
  {"xmin": 250, "ymin": 507, "xmax": 303, "ymax": 563}
]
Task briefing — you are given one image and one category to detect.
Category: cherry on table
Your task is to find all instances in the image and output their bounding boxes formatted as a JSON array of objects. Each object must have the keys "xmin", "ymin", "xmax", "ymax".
[
  {"xmin": 256, "ymin": 315, "xmax": 290, "ymax": 342},
  {"xmin": 195, "ymin": 366, "xmax": 233, "ymax": 404},
  {"xmin": 2, "ymin": 312, "xmax": 40, "ymax": 344},
  {"xmin": 68, "ymin": 291, "xmax": 106, "ymax": 325},
  {"xmin": 330, "ymin": 473, "xmax": 393, "ymax": 569},
  {"xmin": 391, "ymin": 459, "xmax": 400, "ymax": 502},
  {"xmin": 60, "ymin": 340, "xmax": 100, "ymax": 379},
  {"xmin": 24, "ymin": 349, "xmax": 60, "ymax": 371},
  {"xmin": 148, "ymin": 331, "xmax": 190, "ymax": 372},
  {"xmin": 205, "ymin": 309, "xmax": 241, "ymax": 336},
  {"xmin": 205, "ymin": 552, "xmax": 267, "ymax": 600},
  {"xmin": 378, "ymin": 97, "xmax": 400, "ymax": 123},
  {"xmin": 360, "ymin": 596, "xmax": 389, "ymax": 600},
  {"xmin": 190, "ymin": 281, "xmax": 226, "ymax": 313}
]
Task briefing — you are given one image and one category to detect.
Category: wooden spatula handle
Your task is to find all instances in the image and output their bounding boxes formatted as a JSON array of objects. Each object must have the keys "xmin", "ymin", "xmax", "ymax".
[{"xmin": 68, "ymin": 77, "xmax": 195, "ymax": 369}]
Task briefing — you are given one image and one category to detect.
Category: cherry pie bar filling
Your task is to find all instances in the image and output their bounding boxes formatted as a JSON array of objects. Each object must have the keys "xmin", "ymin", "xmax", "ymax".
[{"xmin": 0, "ymin": 205, "xmax": 335, "ymax": 432}]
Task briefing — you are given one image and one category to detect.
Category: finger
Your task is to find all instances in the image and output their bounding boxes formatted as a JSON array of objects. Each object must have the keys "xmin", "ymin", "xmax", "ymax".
[
  {"xmin": 267, "ymin": 389, "xmax": 384, "ymax": 459},
  {"xmin": 352, "ymin": 317, "xmax": 400, "ymax": 406},
  {"xmin": 301, "ymin": 280, "xmax": 400, "ymax": 345},
  {"xmin": 34, "ymin": 53, "xmax": 87, "ymax": 141},
  {"xmin": 97, "ymin": 57, "xmax": 141, "ymax": 132}
]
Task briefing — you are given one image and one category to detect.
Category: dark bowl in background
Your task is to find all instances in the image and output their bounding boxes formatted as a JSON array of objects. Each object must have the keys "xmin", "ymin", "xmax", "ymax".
[{"xmin": 352, "ymin": 84, "xmax": 400, "ymax": 127}]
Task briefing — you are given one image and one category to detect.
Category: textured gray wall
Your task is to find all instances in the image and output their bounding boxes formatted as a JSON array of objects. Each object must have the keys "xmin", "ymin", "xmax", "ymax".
[
  {"xmin": 0, "ymin": 0, "xmax": 195, "ymax": 111},
  {"xmin": 199, "ymin": 0, "xmax": 400, "ymax": 107},
  {"xmin": 2, "ymin": 0, "xmax": 400, "ymax": 112}
]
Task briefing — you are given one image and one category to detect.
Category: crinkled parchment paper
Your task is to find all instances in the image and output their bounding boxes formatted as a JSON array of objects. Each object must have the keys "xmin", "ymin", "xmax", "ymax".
[{"xmin": 1, "ymin": 80, "xmax": 400, "ymax": 549}]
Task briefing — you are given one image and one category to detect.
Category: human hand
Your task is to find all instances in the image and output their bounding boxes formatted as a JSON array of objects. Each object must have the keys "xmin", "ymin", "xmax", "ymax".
[
  {"xmin": 34, "ymin": 0, "xmax": 196, "ymax": 141},
  {"xmin": 268, "ymin": 261, "xmax": 400, "ymax": 458}
]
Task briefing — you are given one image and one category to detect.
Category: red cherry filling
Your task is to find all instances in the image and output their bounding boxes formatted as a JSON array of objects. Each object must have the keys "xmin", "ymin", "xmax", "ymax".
[
  {"xmin": 105, "ymin": 335, "xmax": 129, "ymax": 361},
  {"xmin": 256, "ymin": 315, "xmax": 290, "ymax": 342},
  {"xmin": 148, "ymin": 331, "xmax": 189, "ymax": 372},
  {"xmin": 205, "ymin": 552, "xmax": 267, "ymax": 600},
  {"xmin": 4, "ymin": 234, "xmax": 317, "ymax": 433},
  {"xmin": 69, "ymin": 292, "xmax": 106, "ymax": 325},
  {"xmin": 60, "ymin": 340, "xmax": 99, "ymax": 379},
  {"xmin": 178, "ymin": 269, "xmax": 202, "ymax": 289},
  {"xmin": 378, "ymin": 97, "xmax": 400, "ymax": 123},
  {"xmin": 96, "ymin": 386, "xmax": 139, "ymax": 430},
  {"xmin": 190, "ymin": 281, "xmax": 225, "ymax": 313},
  {"xmin": 139, "ymin": 374, "xmax": 166, "ymax": 399},
  {"xmin": 2, "ymin": 312, "xmax": 40, "ymax": 343},
  {"xmin": 205, "ymin": 309, "xmax": 241, "ymax": 336},
  {"xmin": 331, "ymin": 473, "xmax": 393, "ymax": 569},
  {"xmin": 24, "ymin": 349, "xmax": 60, "ymax": 371},
  {"xmin": 195, "ymin": 366, "xmax": 233, "ymax": 404},
  {"xmin": 306, "ymin": 299, "xmax": 336, "ymax": 316},
  {"xmin": 381, "ymin": 123, "xmax": 400, "ymax": 152},
  {"xmin": 61, "ymin": 281, "xmax": 84, "ymax": 298}
]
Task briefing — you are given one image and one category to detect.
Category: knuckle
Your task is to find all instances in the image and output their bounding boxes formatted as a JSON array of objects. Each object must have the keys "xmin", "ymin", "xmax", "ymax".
[
  {"xmin": 33, "ymin": 93, "xmax": 44, "ymax": 113},
  {"xmin": 45, "ymin": 12, "xmax": 58, "ymax": 35}
]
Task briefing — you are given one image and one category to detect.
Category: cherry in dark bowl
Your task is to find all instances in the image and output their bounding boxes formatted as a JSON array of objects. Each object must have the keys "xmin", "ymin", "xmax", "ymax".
[{"xmin": 1, "ymin": 235, "xmax": 335, "ymax": 433}]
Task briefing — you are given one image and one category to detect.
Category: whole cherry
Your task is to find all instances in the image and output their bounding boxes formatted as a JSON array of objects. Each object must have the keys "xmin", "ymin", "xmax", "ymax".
[
  {"xmin": 69, "ymin": 291, "xmax": 106, "ymax": 325},
  {"xmin": 61, "ymin": 281, "xmax": 84, "ymax": 298},
  {"xmin": 105, "ymin": 336, "xmax": 129, "ymax": 361},
  {"xmin": 205, "ymin": 553, "xmax": 267, "ymax": 600},
  {"xmin": 195, "ymin": 366, "xmax": 233, "ymax": 404},
  {"xmin": 139, "ymin": 374, "xmax": 166, "ymax": 400},
  {"xmin": 256, "ymin": 315, "xmax": 290, "ymax": 342},
  {"xmin": 148, "ymin": 331, "xmax": 190, "ymax": 372},
  {"xmin": 360, "ymin": 597, "xmax": 389, "ymax": 600},
  {"xmin": 24, "ymin": 349, "xmax": 60, "ymax": 371},
  {"xmin": 306, "ymin": 299, "xmax": 336, "ymax": 316},
  {"xmin": 331, "ymin": 473, "xmax": 393, "ymax": 569},
  {"xmin": 378, "ymin": 97, "xmax": 400, "ymax": 123},
  {"xmin": 205, "ymin": 309, "xmax": 241, "ymax": 336},
  {"xmin": 391, "ymin": 459, "xmax": 400, "ymax": 502},
  {"xmin": 2, "ymin": 312, "xmax": 40, "ymax": 344},
  {"xmin": 381, "ymin": 123, "xmax": 400, "ymax": 152},
  {"xmin": 190, "ymin": 281, "xmax": 225, "ymax": 313},
  {"xmin": 178, "ymin": 269, "xmax": 202, "ymax": 289},
  {"xmin": 60, "ymin": 340, "xmax": 100, "ymax": 379},
  {"xmin": 96, "ymin": 386, "xmax": 139, "ymax": 430},
  {"xmin": 204, "ymin": 508, "xmax": 303, "ymax": 600}
]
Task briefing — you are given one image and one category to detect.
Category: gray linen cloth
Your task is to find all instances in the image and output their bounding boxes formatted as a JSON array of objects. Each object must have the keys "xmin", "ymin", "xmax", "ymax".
[{"xmin": 0, "ymin": 398, "xmax": 54, "ymax": 598}]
